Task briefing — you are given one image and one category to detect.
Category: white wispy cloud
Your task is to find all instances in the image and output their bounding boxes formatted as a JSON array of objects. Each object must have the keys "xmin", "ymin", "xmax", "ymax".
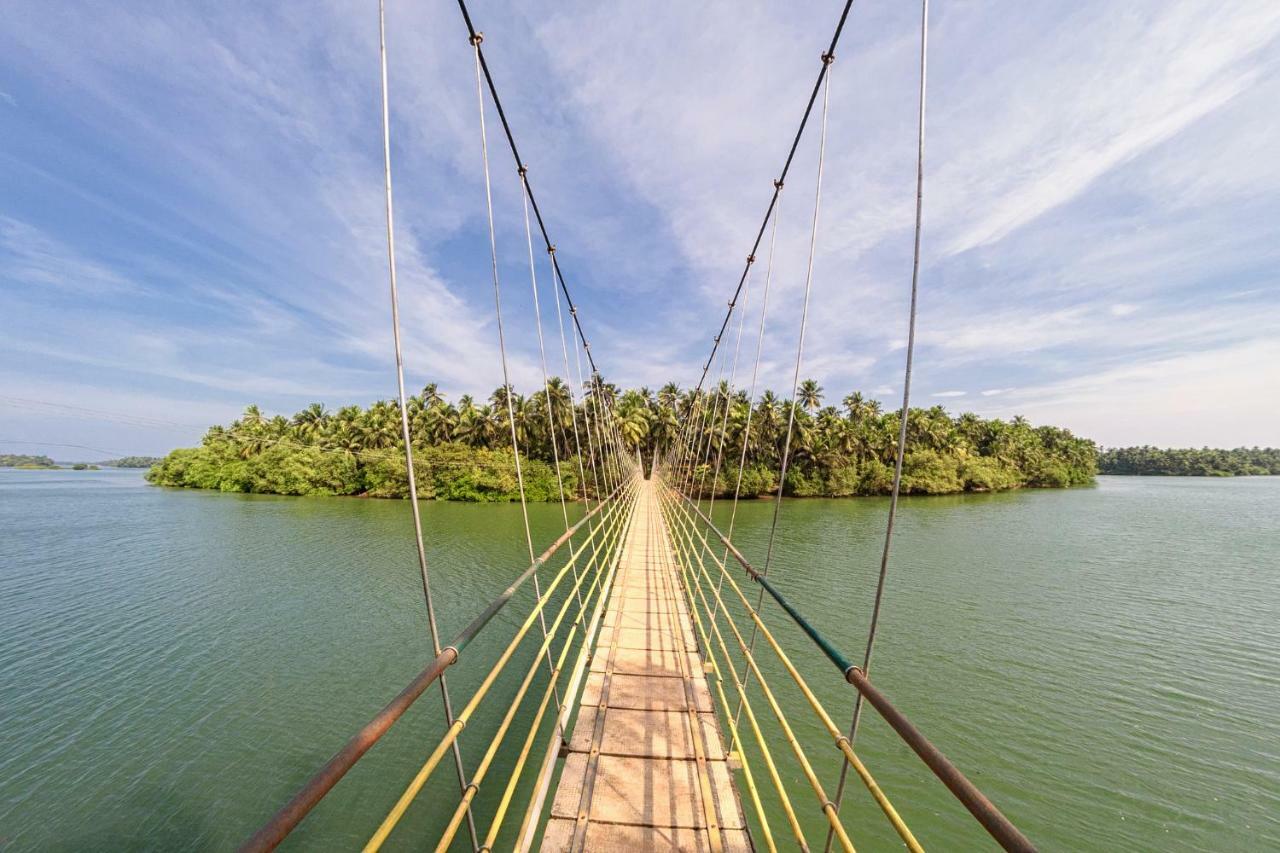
[
  {"xmin": 0, "ymin": 0, "xmax": 1277, "ymax": 451},
  {"xmin": 969, "ymin": 339, "xmax": 1280, "ymax": 447},
  {"xmin": 0, "ymin": 217, "xmax": 137, "ymax": 295}
]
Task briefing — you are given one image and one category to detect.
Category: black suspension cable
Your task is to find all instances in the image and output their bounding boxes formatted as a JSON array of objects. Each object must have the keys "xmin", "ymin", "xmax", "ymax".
[
  {"xmin": 454, "ymin": 0, "xmax": 601, "ymax": 378},
  {"xmin": 684, "ymin": 0, "xmax": 856, "ymax": 401},
  {"xmin": 826, "ymin": 3, "xmax": 930, "ymax": 848}
]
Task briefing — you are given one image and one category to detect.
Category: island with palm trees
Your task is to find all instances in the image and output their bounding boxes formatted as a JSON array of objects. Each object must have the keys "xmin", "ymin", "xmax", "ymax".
[{"xmin": 145, "ymin": 379, "xmax": 1099, "ymax": 500}]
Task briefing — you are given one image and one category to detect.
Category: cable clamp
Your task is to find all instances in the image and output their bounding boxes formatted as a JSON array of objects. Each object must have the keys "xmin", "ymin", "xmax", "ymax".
[
  {"xmin": 569, "ymin": 306, "xmax": 577, "ymax": 316},
  {"xmin": 834, "ymin": 734, "xmax": 851, "ymax": 750},
  {"xmin": 548, "ymin": 244, "xmax": 556, "ymax": 255},
  {"xmin": 518, "ymin": 164, "xmax": 528, "ymax": 177},
  {"xmin": 470, "ymin": 32, "xmax": 484, "ymax": 46},
  {"xmin": 821, "ymin": 51, "xmax": 834, "ymax": 65},
  {"xmin": 747, "ymin": 254, "xmax": 756, "ymax": 264},
  {"xmin": 773, "ymin": 178, "xmax": 784, "ymax": 190},
  {"xmin": 464, "ymin": 782, "xmax": 480, "ymax": 797}
]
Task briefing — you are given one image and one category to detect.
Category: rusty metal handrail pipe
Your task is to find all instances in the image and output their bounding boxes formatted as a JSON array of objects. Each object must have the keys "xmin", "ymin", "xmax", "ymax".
[
  {"xmin": 670, "ymin": 486, "xmax": 1037, "ymax": 853},
  {"xmin": 241, "ymin": 479, "xmax": 631, "ymax": 853}
]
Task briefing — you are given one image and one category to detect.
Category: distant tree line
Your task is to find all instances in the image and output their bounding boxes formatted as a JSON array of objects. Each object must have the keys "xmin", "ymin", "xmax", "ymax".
[
  {"xmin": 657, "ymin": 380, "xmax": 1096, "ymax": 496},
  {"xmin": 146, "ymin": 379, "xmax": 1098, "ymax": 500},
  {"xmin": 1099, "ymin": 446, "xmax": 1280, "ymax": 477},
  {"xmin": 101, "ymin": 456, "xmax": 163, "ymax": 468},
  {"xmin": 1, "ymin": 454, "xmax": 56, "ymax": 468}
]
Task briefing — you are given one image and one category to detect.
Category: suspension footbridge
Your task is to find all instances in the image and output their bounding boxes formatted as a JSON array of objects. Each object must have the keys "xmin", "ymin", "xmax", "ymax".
[{"xmin": 242, "ymin": 0, "xmax": 1038, "ymax": 850}]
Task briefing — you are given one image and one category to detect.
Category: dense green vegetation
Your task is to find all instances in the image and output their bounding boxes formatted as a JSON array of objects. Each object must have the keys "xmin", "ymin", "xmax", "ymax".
[
  {"xmin": 71, "ymin": 463, "xmax": 101, "ymax": 471},
  {"xmin": 147, "ymin": 379, "xmax": 1098, "ymax": 500},
  {"xmin": 101, "ymin": 456, "xmax": 162, "ymax": 468},
  {"xmin": 665, "ymin": 381, "xmax": 1096, "ymax": 496},
  {"xmin": 1099, "ymin": 446, "xmax": 1280, "ymax": 477},
  {"xmin": 1, "ymin": 454, "xmax": 56, "ymax": 468}
]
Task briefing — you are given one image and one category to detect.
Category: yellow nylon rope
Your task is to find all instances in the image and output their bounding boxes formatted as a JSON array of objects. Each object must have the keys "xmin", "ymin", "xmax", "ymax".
[
  {"xmin": 670, "ymin": 513, "xmax": 781, "ymax": 852},
  {"xmin": 661, "ymin": 483, "xmax": 923, "ymax": 852},
  {"xmin": 434, "ymin": 525, "xmax": 619, "ymax": 852},
  {"xmin": 362, "ymin": 480, "xmax": 638, "ymax": 851},
  {"xmin": 663, "ymin": 491, "xmax": 851, "ymax": 851},
  {"xmin": 481, "ymin": 502, "xmax": 632, "ymax": 849}
]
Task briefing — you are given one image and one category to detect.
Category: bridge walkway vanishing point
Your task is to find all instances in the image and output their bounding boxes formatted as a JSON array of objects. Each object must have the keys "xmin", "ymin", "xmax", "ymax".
[
  {"xmin": 542, "ymin": 478, "xmax": 750, "ymax": 851},
  {"xmin": 242, "ymin": 1, "xmax": 1040, "ymax": 848}
]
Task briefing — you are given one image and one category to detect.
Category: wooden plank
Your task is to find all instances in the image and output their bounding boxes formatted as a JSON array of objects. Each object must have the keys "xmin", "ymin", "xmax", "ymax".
[{"xmin": 541, "ymin": 479, "xmax": 749, "ymax": 852}]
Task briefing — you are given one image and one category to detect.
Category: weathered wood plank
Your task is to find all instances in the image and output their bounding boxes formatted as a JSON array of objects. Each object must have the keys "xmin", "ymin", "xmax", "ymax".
[{"xmin": 542, "ymin": 479, "xmax": 749, "ymax": 852}]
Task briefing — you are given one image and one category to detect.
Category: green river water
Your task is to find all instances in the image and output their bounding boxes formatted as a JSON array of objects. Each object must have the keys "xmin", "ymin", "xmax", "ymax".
[{"xmin": 1, "ymin": 469, "xmax": 1276, "ymax": 851}]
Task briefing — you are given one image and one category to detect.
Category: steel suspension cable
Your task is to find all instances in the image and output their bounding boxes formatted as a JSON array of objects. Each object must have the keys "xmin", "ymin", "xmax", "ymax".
[
  {"xmin": 363, "ymin": 482, "xmax": 640, "ymax": 851},
  {"xmin": 692, "ymin": 345, "xmax": 733, "ymax": 502},
  {"xmin": 454, "ymin": 0, "xmax": 601, "ymax": 377},
  {"xmin": 675, "ymin": 368, "xmax": 718, "ymax": 499},
  {"xmin": 545, "ymin": 245, "xmax": 600, "ymax": 508},
  {"xmin": 827, "ymin": 3, "xmax": 930, "ymax": 842},
  {"xmin": 453, "ymin": 2, "xmax": 633, "ymax": 512},
  {"xmin": 684, "ymin": 0, "xmax": 856, "ymax": 405},
  {"xmin": 563, "ymin": 302, "xmax": 608, "ymax": 502},
  {"xmin": 376, "ymin": 5, "xmax": 478, "ymax": 847},
  {"xmin": 470, "ymin": 32, "xmax": 565, "ymax": 724},
  {"xmin": 709, "ymin": 184, "xmax": 783, "ymax": 627},
  {"xmin": 737, "ymin": 53, "xmax": 834, "ymax": 716},
  {"xmin": 542, "ymin": 243, "xmax": 610, "ymax": 607},
  {"xmin": 241, "ymin": 481, "xmax": 629, "ymax": 852},
  {"xmin": 681, "ymin": 341, "xmax": 732, "ymax": 499},
  {"xmin": 660, "ymin": 489, "xmax": 921, "ymax": 850},
  {"xmin": 695, "ymin": 252, "xmax": 755, "ymax": 574},
  {"xmin": 659, "ymin": 488, "xmax": 857, "ymax": 851},
  {"xmin": 520, "ymin": 170, "xmax": 586, "ymax": 623},
  {"xmin": 455, "ymin": 0, "xmax": 632, "ymax": 493},
  {"xmin": 665, "ymin": 483, "xmax": 1035, "ymax": 852}
]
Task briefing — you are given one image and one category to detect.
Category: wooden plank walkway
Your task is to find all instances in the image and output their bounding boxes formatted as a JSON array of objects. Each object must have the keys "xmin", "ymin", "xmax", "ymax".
[{"xmin": 542, "ymin": 479, "xmax": 750, "ymax": 852}]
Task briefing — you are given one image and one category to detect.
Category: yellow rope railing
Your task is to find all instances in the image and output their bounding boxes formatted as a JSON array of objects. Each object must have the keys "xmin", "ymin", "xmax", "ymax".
[
  {"xmin": 323, "ymin": 469, "xmax": 932, "ymax": 852},
  {"xmin": 659, "ymin": 480, "xmax": 924, "ymax": 852},
  {"xmin": 657, "ymin": 503, "xmax": 790, "ymax": 853},
  {"xmin": 362, "ymin": 476, "xmax": 639, "ymax": 851},
  {"xmin": 451, "ymin": 484, "xmax": 636, "ymax": 851},
  {"xmin": 658, "ymin": 488, "xmax": 856, "ymax": 852}
]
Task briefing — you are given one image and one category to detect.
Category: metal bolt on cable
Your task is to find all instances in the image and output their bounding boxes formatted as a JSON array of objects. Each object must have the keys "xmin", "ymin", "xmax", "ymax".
[{"xmin": 470, "ymin": 32, "xmax": 483, "ymax": 46}]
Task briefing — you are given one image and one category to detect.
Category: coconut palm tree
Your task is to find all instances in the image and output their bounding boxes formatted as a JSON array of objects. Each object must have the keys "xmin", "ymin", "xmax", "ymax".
[
  {"xmin": 798, "ymin": 379, "xmax": 824, "ymax": 413},
  {"xmin": 292, "ymin": 403, "xmax": 329, "ymax": 441},
  {"xmin": 617, "ymin": 406, "xmax": 650, "ymax": 451},
  {"xmin": 421, "ymin": 383, "xmax": 444, "ymax": 409},
  {"xmin": 658, "ymin": 382, "xmax": 680, "ymax": 411}
]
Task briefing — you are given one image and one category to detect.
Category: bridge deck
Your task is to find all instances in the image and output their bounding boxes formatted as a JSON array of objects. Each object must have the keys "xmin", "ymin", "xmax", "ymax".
[{"xmin": 541, "ymin": 479, "xmax": 750, "ymax": 851}]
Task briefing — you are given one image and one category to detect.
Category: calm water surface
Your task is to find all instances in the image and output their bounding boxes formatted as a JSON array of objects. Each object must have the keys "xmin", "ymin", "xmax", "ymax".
[{"xmin": 1, "ymin": 469, "xmax": 1276, "ymax": 850}]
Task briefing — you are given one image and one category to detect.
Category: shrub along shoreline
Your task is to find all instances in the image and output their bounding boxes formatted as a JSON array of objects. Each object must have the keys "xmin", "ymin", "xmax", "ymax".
[{"xmin": 146, "ymin": 381, "xmax": 1099, "ymax": 501}]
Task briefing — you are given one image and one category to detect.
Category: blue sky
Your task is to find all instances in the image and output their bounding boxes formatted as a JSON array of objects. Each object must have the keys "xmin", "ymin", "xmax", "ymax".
[{"xmin": 2, "ymin": 0, "xmax": 1278, "ymax": 459}]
